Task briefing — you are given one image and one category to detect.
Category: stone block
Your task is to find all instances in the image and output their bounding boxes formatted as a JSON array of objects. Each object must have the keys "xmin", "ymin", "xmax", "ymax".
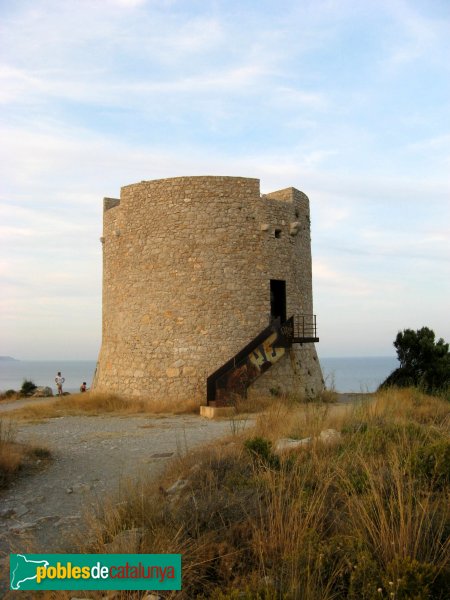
[
  {"xmin": 200, "ymin": 405, "xmax": 236, "ymax": 419},
  {"xmin": 166, "ymin": 368, "xmax": 180, "ymax": 377}
]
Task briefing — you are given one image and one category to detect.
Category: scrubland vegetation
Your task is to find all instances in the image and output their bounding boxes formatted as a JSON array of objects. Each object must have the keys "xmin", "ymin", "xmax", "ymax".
[
  {"xmin": 50, "ymin": 388, "xmax": 448, "ymax": 600},
  {"xmin": 0, "ymin": 379, "xmax": 38, "ymax": 401},
  {"xmin": 6, "ymin": 391, "xmax": 200, "ymax": 420},
  {"xmin": 0, "ymin": 419, "xmax": 51, "ymax": 488},
  {"xmin": 4, "ymin": 389, "xmax": 337, "ymax": 422}
]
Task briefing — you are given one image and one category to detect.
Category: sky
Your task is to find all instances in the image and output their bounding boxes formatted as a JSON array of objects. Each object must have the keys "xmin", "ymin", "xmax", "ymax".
[{"xmin": 1, "ymin": 0, "xmax": 449, "ymax": 360}]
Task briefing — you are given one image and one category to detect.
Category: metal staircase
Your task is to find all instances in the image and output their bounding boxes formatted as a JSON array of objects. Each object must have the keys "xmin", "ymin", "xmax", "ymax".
[{"xmin": 206, "ymin": 314, "xmax": 318, "ymax": 406}]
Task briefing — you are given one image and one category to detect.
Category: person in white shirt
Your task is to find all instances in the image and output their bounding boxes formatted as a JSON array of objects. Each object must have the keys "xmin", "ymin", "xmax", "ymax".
[{"xmin": 55, "ymin": 371, "xmax": 65, "ymax": 396}]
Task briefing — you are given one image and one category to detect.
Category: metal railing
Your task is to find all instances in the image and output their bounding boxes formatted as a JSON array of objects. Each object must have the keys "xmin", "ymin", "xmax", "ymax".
[{"xmin": 292, "ymin": 314, "xmax": 318, "ymax": 341}]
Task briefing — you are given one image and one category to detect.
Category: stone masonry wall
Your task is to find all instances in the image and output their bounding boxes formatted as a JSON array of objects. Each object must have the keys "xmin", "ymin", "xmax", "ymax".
[
  {"xmin": 93, "ymin": 176, "xmax": 323, "ymax": 401},
  {"xmin": 249, "ymin": 187, "xmax": 324, "ymax": 397}
]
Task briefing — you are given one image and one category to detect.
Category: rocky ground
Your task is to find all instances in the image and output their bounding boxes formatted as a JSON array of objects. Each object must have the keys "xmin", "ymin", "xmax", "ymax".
[{"xmin": 0, "ymin": 409, "xmax": 253, "ymax": 594}]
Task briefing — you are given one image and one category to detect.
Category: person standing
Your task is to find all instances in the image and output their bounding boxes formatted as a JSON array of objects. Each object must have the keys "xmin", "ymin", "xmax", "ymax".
[
  {"xmin": 55, "ymin": 371, "xmax": 65, "ymax": 396},
  {"xmin": 80, "ymin": 382, "xmax": 87, "ymax": 393}
]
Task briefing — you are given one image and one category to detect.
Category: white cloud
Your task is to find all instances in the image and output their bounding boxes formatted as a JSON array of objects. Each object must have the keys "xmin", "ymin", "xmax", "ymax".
[
  {"xmin": 314, "ymin": 260, "xmax": 376, "ymax": 297},
  {"xmin": 1, "ymin": 0, "xmax": 449, "ymax": 359},
  {"xmin": 270, "ymin": 87, "xmax": 328, "ymax": 110},
  {"xmin": 108, "ymin": 0, "xmax": 148, "ymax": 7}
]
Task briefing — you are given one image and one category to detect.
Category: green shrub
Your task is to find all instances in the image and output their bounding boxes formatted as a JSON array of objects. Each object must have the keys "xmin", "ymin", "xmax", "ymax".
[
  {"xmin": 344, "ymin": 421, "xmax": 431, "ymax": 455},
  {"xmin": 342, "ymin": 421, "xmax": 368, "ymax": 435},
  {"xmin": 20, "ymin": 379, "xmax": 37, "ymax": 396},
  {"xmin": 412, "ymin": 439, "xmax": 450, "ymax": 490},
  {"xmin": 348, "ymin": 550, "xmax": 383, "ymax": 600},
  {"xmin": 344, "ymin": 466, "xmax": 370, "ymax": 495},
  {"xmin": 383, "ymin": 556, "xmax": 444, "ymax": 600},
  {"xmin": 244, "ymin": 436, "xmax": 280, "ymax": 469},
  {"xmin": 346, "ymin": 553, "xmax": 444, "ymax": 600}
]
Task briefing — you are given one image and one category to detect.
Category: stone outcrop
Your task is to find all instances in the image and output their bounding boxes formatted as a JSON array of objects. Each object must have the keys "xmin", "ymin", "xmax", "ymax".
[
  {"xmin": 32, "ymin": 386, "xmax": 53, "ymax": 397},
  {"xmin": 275, "ymin": 428, "xmax": 342, "ymax": 454}
]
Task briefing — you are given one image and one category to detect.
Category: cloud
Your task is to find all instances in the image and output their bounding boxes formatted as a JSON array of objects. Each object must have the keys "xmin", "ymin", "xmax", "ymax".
[
  {"xmin": 313, "ymin": 260, "xmax": 376, "ymax": 297},
  {"xmin": 1, "ymin": 0, "xmax": 449, "ymax": 359},
  {"xmin": 270, "ymin": 87, "xmax": 328, "ymax": 110},
  {"xmin": 109, "ymin": 0, "xmax": 148, "ymax": 7}
]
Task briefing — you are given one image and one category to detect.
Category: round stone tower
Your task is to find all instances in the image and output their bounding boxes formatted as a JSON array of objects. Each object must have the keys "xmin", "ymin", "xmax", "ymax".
[{"xmin": 93, "ymin": 176, "xmax": 323, "ymax": 400}]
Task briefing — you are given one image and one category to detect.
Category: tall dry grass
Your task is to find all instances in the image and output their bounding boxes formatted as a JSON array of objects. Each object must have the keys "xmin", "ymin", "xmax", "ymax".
[
  {"xmin": 0, "ymin": 418, "xmax": 51, "ymax": 488},
  {"xmin": 7, "ymin": 391, "xmax": 201, "ymax": 421},
  {"xmin": 13, "ymin": 388, "xmax": 449, "ymax": 599},
  {"xmin": 253, "ymin": 396, "xmax": 354, "ymax": 441},
  {"xmin": 0, "ymin": 419, "xmax": 22, "ymax": 485}
]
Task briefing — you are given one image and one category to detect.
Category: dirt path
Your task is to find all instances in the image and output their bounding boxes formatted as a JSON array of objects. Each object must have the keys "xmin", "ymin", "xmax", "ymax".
[{"xmin": 0, "ymin": 412, "xmax": 253, "ymax": 593}]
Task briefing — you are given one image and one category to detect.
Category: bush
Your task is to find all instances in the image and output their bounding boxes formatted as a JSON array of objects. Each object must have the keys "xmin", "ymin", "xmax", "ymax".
[
  {"xmin": 20, "ymin": 379, "xmax": 37, "ymax": 396},
  {"xmin": 0, "ymin": 389, "xmax": 19, "ymax": 401},
  {"xmin": 380, "ymin": 327, "xmax": 450, "ymax": 395},
  {"xmin": 244, "ymin": 436, "xmax": 280, "ymax": 469},
  {"xmin": 384, "ymin": 556, "xmax": 444, "ymax": 600},
  {"xmin": 412, "ymin": 439, "xmax": 450, "ymax": 490},
  {"xmin": 345, "ymin": 554, "xmax": 445, "ymax": 600}
]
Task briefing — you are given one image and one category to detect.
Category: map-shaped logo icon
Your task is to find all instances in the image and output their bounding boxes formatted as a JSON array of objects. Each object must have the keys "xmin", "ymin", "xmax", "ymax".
[{"xmin": 10, "ymin": 554, "xmax": 49, "ymax": 590}]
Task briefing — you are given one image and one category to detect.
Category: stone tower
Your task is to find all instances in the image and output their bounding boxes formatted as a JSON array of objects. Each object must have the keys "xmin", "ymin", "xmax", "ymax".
[{"xmin": 93, "ymin": 176, "xmax": 323, "ymax": 401}]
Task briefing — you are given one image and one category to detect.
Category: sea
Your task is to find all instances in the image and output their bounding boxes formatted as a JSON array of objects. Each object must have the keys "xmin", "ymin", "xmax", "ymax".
[
  {"xmin": 0, "ymin": 361, "xmax": 98, "ymax": 394},
  {"xmin": 0, "ymin": 356, "xmax": 399, "ymax": 394},
  {"xmin": 319, "ymin": 356, "xmax": 398, "ymax": 393}
]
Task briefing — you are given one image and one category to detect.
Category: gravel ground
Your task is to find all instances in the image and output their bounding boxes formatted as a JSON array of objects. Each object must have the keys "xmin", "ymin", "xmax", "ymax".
[{"xmin": 0, "ymin": 411, "xmax": 253, "ymax": 593}]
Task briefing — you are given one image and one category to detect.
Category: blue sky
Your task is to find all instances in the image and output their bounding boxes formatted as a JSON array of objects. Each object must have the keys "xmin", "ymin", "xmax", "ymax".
[{"xmin": 1, "ymin": 0, "xmax": 449, "ymax": 360}]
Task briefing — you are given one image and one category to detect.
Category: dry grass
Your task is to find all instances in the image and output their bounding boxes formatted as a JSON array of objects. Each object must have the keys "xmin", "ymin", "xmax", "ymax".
[
  {"xmin": 238, "ymin": 388, "xmax": 339, "ymax": 415},
  {"xmin": 6, "ymin": 391, "xmax": 201, "ymax": 421},
  {"xmin": 0, "ymin": 418, "xmax": 51, "ymax": 488},
  {"xmin": 235, "ymin": 393, "xmax": 278, "ymax": 414},
  {"xmin": 362, "ymin": 386, "xmax": 450, "ymax": 426},
  {"xmin": 8, "ymin": 389, "xmax": 449, "ymax": 599},
  {"xmin": 252, "ymin": 397, "xmax": 355, "ymax": 442},
  {"xmin": 0, "ymin": 419, "xmax": 23, "ymax": 484},
  {"xmin": 0, "ymin": 391, "xmax": 21, "ymax": 402}
]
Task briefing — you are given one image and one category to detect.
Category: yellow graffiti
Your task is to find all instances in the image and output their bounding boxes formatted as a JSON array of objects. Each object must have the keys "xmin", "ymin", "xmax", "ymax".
[{"xmin": 249, "ymin": 332, "xmax": 285, "ymax": 369}]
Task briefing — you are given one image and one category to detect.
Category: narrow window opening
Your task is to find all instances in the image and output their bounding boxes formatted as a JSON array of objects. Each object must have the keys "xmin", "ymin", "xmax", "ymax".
[
  {"xmin": 274, "ymin": 228, "xmax": 282, "ymax": 239},
  {"xmin": 270, "ymin": 279, "xmax": 287, "ymax": 323}
]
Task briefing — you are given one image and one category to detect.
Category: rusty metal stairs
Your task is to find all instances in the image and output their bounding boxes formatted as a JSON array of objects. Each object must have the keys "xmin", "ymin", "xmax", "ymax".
[{"xmin": 206, "ymin": 314, "xmax": 318, "ymax": 406}]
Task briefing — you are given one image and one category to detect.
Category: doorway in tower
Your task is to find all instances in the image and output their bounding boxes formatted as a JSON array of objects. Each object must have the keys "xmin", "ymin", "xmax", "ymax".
[{"xmin": 270, "ymin": 279, "xmax": 286, "ymax": 323}]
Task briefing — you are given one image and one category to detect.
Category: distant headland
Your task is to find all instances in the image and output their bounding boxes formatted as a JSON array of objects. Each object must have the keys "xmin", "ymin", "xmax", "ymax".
[{"xmin": 0, "ymin": 356, "xmax": 20, "ymax": 362}]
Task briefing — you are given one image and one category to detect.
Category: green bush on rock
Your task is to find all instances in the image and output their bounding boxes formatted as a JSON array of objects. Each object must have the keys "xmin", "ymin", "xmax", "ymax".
[{"xmin": 20, "ymin": 379, "xmax": 37, "ymax": 396}]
